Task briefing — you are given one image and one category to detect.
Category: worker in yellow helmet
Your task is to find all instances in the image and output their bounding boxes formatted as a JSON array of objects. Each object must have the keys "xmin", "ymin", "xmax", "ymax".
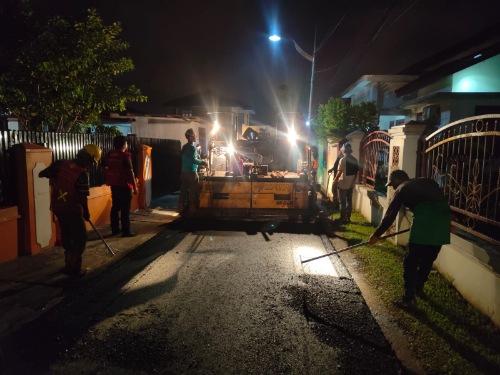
[{"xmin": 39, "ymin": 144, "xmax": 102, "ymax": 276}]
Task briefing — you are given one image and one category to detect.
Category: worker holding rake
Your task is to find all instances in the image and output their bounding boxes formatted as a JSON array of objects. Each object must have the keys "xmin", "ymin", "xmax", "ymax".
[{"xmin": 368, "ymin": 170, "xmax": 451, "ymax": 308}]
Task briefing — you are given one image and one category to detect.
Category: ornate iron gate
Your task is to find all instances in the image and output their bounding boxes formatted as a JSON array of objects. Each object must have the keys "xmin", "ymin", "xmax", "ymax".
[
  {"xmin": 359, "ymin": 130, "xmax": 391, "ymax": 193},
  {"xmin": 422, "ymin": 115, "xmax": 500, "ymax": 246}
]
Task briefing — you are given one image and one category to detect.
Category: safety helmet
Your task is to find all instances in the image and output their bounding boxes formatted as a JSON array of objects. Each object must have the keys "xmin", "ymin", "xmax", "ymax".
[{"xmin": 80, "ymin": 144, "xmax": 102, "ymax": 163}]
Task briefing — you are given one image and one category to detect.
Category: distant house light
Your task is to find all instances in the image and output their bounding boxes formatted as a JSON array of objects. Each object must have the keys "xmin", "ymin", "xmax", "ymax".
[{"xmin": 474, "ymin": 53, "xmax": 483, "ymax": 59}]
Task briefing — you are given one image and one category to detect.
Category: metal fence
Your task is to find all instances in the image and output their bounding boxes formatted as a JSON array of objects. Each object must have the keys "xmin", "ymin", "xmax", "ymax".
[
  {"xmin": 359, "ymin": 130, "xmax": 391, "ymax": 193},
  {"xmin": 421, "ymin": 115, "xmax": 500, "ymax": 246},
  {"xmin": 0, "ymin": 130, "xmax": 181, "ymax": 207}
]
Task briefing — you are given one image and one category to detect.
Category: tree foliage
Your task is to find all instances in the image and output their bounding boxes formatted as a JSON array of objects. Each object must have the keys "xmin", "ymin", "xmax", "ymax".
[
  {"xmin": 312, "ymin": 97, "xmax": 379, "ymax": 142},
  {"xmin": 0, "ymin": 8, "xmax": 147, "ymax": 132}
]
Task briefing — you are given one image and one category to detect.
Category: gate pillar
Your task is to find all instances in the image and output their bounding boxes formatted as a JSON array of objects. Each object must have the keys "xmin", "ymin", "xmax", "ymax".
[
  {"xmin": 137, "ymin": 145, "xmax": 152, "ymax": 209},
  {"xmin": 13, "ymin": 143, "xmax": 55, "ymax": 255},
  {"xmin": 387, "ymin": 123, "xmax": 427, "ymax": 245}
]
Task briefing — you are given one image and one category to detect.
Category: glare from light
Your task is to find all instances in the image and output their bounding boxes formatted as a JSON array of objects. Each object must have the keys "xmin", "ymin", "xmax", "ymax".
[
  {"xmin": 474, "ymin": 53, "xmax": 482, "ymax": 59},
  {"xmin": 269, "ymin": 34, "xmax": 281, "ymax": 42},
  {"xmin": 459, "ymin": 79, "xmax": 472, "ymax": 92},
  {"xmin": 295, "ymin": 246, "xmax": 339, "ymax": 276},
  {"xmin": 306, "ymin": 121, "xmax": 310, "ymax": 126},
  {"xmin": 288, "ymin": 127, "xmax": 297, "ymax": 144},
  {"xmin": 212, "ymin": 121, "xmax": 220, "ymax": 134},
  {"xmin": 227, "ymin": 144, "xmax": 235, "ymax": 154}
]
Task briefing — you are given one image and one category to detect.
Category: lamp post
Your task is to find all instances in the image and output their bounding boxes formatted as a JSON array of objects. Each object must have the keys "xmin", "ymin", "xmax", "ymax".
[
  {"xmin": 269, "ymin": 29, "xmax": 317, "ymax": 126},
  {"xmin": 270, "ymin": 31, "xmax": 319, "ymax": 192}
]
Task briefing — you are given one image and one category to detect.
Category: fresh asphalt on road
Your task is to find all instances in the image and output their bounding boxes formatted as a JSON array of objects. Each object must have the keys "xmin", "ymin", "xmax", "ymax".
[{"xmin": 0, "ymin": 197, "xmax": 406, "ymax": 374}]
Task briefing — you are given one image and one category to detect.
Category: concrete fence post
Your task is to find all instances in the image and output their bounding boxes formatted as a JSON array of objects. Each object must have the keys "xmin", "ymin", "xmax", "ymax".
[{"xmin": 387, "ymin": 123, "xmax": 427, "ymax": 245}]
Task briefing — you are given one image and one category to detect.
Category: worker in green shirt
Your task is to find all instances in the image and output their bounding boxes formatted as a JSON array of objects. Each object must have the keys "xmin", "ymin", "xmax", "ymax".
[{"xmin": 369, "ymin": 170, "xmax": 451, "ymax": 308}]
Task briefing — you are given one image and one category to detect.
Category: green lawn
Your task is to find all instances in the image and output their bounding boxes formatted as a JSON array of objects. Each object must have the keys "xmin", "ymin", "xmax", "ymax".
[{"xmin": 337, "ymin": 211, "xmax": 500, "ymax": 374}]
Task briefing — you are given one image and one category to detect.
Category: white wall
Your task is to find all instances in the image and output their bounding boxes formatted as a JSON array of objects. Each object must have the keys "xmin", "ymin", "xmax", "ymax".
[
  {"xmin": 131, "ymin": 117, "xmax": 210, "ymax": 155},
  {"xmin": 452, "ymin": 55, "xmax": 500, "ymax": 93},
  {"xmin": 349, "ymin": 123, "xmax": 500, "ymax": 327}
]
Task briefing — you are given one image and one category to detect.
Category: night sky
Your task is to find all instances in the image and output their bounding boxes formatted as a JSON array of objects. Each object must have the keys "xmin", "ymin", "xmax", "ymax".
[{"xmin": 31, "ymin": 0, "xmax": 500, "ymax": 124}]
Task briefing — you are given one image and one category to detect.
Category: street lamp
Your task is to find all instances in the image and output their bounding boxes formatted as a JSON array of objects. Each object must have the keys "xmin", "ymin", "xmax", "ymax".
[{"xmin": 269, "ymin": 30, "xmax": 316, "ymax": 126}]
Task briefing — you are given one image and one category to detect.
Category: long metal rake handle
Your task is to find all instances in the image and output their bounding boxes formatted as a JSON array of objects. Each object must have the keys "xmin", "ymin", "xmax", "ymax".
[
  {"xmin": 88, "ymin": 219, "xmax": 115, "ymax": 256},
  {"xmin": 301, "ymin": 229, "xmax": 410, "ymax": 264}
]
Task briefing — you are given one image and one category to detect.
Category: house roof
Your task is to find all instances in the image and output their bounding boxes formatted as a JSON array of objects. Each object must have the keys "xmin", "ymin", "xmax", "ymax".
[
  {"xmin": 395, "ymin": 22, "xmax": 500, "ymax": 97},
  {"xmin": 399, "ymin": 92, "xmax": 500, "ymax": 108},
  {"xmin": 163, "ymin": 90, "xmax": 252, "ymax": 111},
  {"xmin": 341, "ymin": 74, "xmax": 418, "ymax": 98}
]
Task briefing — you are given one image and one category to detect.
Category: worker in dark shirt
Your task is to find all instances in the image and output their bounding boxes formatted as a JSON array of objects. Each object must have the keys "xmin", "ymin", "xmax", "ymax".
[
  {"xmin": 369, "ymin": 170, "xmax": 451, "ymax": 308},
  {"xmin": 327, "ymin": 140, "xmax": 350, "ymax": 210},
  {"xmin": 39, "ymin": 144, "xmax": 102, "ymax": 276}
]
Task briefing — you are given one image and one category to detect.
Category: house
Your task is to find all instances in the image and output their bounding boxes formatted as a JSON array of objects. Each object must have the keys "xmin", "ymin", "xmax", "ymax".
[
  {"xmin": 341, "ymin": 24, "xmax": 500, "ymax": 130},
  {"xmin": 163, "ymin": 90, "xmax": 255, "ymax": 145},
  {"xmin": 322, "ymin": 27, "xmax": 500, "ymax": 325},
  {"xmin": 341, "ymin": 75, "xmax": 417, "ymax": 130},
  {"xmin": 103, "ymin": 91, "xmax": 256, "ymax": 155}
]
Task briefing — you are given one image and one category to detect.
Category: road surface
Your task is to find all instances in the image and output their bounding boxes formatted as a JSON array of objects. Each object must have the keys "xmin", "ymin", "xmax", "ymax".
[{"xmin": 1, "ymin": 219, "xmax": 405, "ymax": 374}]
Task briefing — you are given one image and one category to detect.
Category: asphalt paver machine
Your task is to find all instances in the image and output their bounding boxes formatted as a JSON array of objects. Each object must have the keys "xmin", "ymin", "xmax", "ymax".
[{"xmin": 195, "ymin": 120, "xmax": 319, "ymax": 223}]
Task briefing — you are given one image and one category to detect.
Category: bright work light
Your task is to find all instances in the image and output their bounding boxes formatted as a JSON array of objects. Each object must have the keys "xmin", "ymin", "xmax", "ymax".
[{"xmin": 212, "ymin": 121, "xmax": 220, "ymax": 134}]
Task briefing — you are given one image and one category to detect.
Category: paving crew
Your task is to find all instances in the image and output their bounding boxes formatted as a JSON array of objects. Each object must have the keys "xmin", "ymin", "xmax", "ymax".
[
  {"xmin": 105, "ymin": 136, "xmax": 138, "ymax": 237},
  {"xmin": 368, "ymin": 169, "xmax": 451, "ymax": 308},
  {"xmin": 39, "ymin": 144, "xmax": 102, "ymax": 276},
  {"xmin": 332, "ymin": 143, "xmax": 359, "ymax": 223},
  {"xmin": 179, "ymin": 128, "xmax": 207, "ymax": 216}
]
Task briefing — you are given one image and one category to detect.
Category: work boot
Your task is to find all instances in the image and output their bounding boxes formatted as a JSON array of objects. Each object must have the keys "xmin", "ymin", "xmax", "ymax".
[
  {"xmin": 392, "ymin": 296, "xmax": 417, "ymax": 309},
  {"xmin": 122, "ymin": 231, "xmax": 137, "ymax": 237},
  {"xmin": 61, "ymin": 268, "xmax": 86, "ymax": 277}
]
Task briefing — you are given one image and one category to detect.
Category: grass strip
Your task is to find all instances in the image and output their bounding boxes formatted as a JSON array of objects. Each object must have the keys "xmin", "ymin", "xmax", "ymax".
[{"xmin": 338, "ymin": 211, "xmax": 500, "ymax": 374}]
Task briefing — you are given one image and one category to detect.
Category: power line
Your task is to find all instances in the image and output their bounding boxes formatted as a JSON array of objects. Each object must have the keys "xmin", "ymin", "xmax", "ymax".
[
  {"xmin": 371, "ymin": 0, "xmax": 420, "ymax": 42},
  {"xmin": 316, "ymin": 11, "xmax": 349, "ymax": 52}
]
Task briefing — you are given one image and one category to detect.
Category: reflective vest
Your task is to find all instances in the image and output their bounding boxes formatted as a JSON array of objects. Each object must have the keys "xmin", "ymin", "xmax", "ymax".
[
  {"xmin": 106, "ymin": 150, "xmax": 132, "ymax": 188},
  {"xmin": 51, "ymin": 160, "xmax": 86, "ymax": 214}
]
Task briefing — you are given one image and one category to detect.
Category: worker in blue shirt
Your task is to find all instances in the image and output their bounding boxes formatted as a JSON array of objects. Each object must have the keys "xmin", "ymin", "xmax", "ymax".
[{"xmin": 179, "ymin": 128, "xmax": 207, "ymax": 216}]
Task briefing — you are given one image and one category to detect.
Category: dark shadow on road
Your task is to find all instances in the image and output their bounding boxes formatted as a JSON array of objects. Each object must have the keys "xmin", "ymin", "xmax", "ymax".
[
  {"xmin": 0, "ymin": 228, "xmax": 189, "ymax": 374},
  {"xmin": 165, "ymin": 217, "xmax": 330, "ymax": 238}
]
